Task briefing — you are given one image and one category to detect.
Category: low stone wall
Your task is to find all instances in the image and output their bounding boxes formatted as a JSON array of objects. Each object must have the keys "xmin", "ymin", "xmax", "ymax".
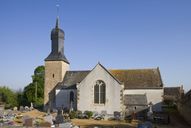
[{"xmin": 178, "ymin": 102, "xmax": 191, "ymax": 125}]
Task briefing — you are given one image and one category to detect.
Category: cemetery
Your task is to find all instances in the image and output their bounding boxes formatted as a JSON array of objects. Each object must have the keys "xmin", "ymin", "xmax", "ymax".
[{"xmin": 0, "ymin": 102, "xmax": 190, "ymax": 128}]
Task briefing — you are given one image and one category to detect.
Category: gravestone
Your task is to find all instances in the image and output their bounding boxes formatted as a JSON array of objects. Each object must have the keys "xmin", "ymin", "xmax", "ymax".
[
  {"xmin": 25, "ymin": 106, "xmax": 29, "ymax": 111},
  {"xmin": 30, "ymin": 102, "xmax": 33, "ymax": 110},
  {"xmin": 114, "ymin": 111, "xmax": 121, "ymax": 120},
  {"xmin": 0, "ymin": 110, "xmax": 4, "ymax": 118},
  {"xmin": 39, "ymin": 121, "xmax": 51, "ymax": 127},
  {"xmin": 138, "ymin": 121, "xmax": 153, "ymax": 128},
  {"xmin": 13, "ymin": 106, "xmax": 18, "ymax": 111},
  {"xmin": 147, "ymin": 102, "xmax": 153, "ymax": 120},
  {"xmin": 101, "ymin": 110, "xmax": 107, "ymax": 116},
  {"xmin": 55, "ymin": 108, "xmax": 64, "ymax": 124},
  {"xmin": 0, "ymin": 104, "xmax": 4, "ymax": 111},
  {"xmin": 23, "ymin": 118, "xmax": 33, "ymax": 127},
  {"xmin": 19, "ymin": 106, "xmax": 24, "ymax": 112},
  {"xmin": 44, "ymin": 114, "xmax": 53, "ymax": 125},
  {"xmin": 59, "ymin": 122, "xmax": 72, "ymax": 128},
  {"xmin": 23, "ymin": 115, "xmax": 30, "ymax": 122}
]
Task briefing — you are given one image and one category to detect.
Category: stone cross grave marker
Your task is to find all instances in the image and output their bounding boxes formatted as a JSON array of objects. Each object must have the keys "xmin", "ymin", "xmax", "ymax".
[{"xmin": 55, "ymin": 108, "xmax": 64, "ymax": 124}]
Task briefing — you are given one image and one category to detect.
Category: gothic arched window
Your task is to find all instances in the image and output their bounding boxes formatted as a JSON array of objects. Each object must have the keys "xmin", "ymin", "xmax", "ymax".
[{"xmin": 94, "ymin": 80, "xmax": 106, "ymax": 104}]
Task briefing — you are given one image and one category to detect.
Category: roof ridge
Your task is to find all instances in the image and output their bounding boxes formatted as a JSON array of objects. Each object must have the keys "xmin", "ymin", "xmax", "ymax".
[
  {"xmin": 109, "ymin": 68, "xmax": 158, "ymax": 71},
  {"xmin": 164, "ymin": 86, "xmax": 181, "ymax": 88},
  {"xmin": 66, "ymin": 70, "xmax": 90, "ymax": 72}
]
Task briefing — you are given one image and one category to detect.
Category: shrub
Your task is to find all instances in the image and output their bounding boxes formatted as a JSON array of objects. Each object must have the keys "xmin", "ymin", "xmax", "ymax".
[
  {"xmin": 84, "ymin": 111, "xmax": 93, "ymax": 119},
  {"xmin": 76, "ymin": 110, "xmax": 82, "ymax": 119},
  {"xmin": 69, "ymin": 111, "xmax": 77, "ymax": 119}
]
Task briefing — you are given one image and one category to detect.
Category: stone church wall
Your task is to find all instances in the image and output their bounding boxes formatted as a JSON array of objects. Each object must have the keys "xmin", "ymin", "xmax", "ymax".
[
  {"xmin": 178, "ymin": 103, "xmax": 191, "ymax": 125},
  {"xmin": 178, "ymin": 91, "xmax": 191, "ymax": 125},
  {"xmin": 77, "ymin": 64, "xmax": 123, "ymax": 115},
  {"xmin": 44, "ymin": 61, "xmax": 69, "ymax": 109}
]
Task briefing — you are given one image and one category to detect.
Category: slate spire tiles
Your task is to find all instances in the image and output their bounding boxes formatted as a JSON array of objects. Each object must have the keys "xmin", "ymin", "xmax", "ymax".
[{"xmin": 45, "ymin": 18, "xmax": 69, "ymax": 64}]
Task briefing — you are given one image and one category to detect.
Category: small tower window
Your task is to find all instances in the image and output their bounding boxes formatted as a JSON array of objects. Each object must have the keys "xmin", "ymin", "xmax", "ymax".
[{"xmin": 52, "ymin": 74, "xmax": 55, "ymax": 78}]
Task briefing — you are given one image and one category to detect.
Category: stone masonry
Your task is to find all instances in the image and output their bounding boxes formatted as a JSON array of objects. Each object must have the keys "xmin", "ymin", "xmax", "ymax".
[{"xmin": 44, "ymin": 61, "xmax": 69, "ymax": 110}]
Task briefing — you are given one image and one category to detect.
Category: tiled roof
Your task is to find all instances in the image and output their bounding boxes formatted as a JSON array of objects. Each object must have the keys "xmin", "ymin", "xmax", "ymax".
[
  {"xmin": 56, "ymin": 67, "xmax": 163, "ymax": 89},
  {"xmin": 163, "ymin": 87, "xmax": 183, "ymax": 101},
  {"xmin": 164, "ymin": 87, "xmax": 181, "ymax": 96},
  {"xmin": 57, "ymin": 71, "xmax": 90, "ymax": 89},
  {"xmin": 124, "ymin": 94, "xmax": 148, "ymax": 106},
  {"xmin": 109, "ymin": 68, "xmax": 163, "ymax": 89}
]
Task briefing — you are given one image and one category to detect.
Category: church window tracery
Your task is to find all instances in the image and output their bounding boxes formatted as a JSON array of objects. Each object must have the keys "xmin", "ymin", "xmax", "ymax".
[{"xmin": 94, "ymin": 80, "xmax": 106, "ymax": 104}]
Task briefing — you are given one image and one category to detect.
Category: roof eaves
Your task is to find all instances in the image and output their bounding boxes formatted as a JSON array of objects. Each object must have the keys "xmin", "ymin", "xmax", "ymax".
[{"xmin": 157, "ymin": 67, "xmax": 163, "ymax": 87}]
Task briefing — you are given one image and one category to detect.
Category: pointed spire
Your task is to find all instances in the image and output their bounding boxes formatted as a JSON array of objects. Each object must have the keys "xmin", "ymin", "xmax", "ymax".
[
  {"xmin": 56, "ymin": 16, "xmax": 59, "ymax": 28},
  {"xmin": 55, "ymin": 0, "xmax": 60, "ymax": 29}
]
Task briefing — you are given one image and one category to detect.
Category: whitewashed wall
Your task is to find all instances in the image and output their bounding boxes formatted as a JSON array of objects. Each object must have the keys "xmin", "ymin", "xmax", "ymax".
[
  {"xmin": 55, "ymin": 89, "xmax": 77, "ymax": 110},
  {"xmin": 77, "ymin": 64, "xmax": 123, "ymax": 115},
  {"xmin": 124, "ymin": 89, "xmax": 163, "ymax": 111}
]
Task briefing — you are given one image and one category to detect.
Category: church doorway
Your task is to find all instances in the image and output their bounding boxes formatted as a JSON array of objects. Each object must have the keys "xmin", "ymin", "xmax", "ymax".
[
  {"xmin": 69, "ymin": 91, "xmax": 74, "ymax": 111},
  {"xmin": 70, "ymin": 91, "xmax": 74, "ymax": 102}
]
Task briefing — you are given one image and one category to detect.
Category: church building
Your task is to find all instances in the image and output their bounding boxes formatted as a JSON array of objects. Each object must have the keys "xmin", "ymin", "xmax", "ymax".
[{"xmin": 44, "ymin": 18, "xmax": 164, "ymax": 115}]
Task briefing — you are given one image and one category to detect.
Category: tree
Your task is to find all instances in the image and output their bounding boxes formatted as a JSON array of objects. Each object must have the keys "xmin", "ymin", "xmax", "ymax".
[
  {"xmin": 23, "ymin": 66, "xmax": 45, "ymax": 107},
  {"xmin": 0, "ymin": 86, "xmax": 18, "ymax": 109},
  {"xmin": 16, "ymin": 88, "xmax": 26, "ymax": 107}
]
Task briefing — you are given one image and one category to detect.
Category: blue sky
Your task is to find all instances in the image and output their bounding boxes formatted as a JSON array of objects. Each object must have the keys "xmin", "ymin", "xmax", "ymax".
[{"xmin": 0, "ymin": 0, "xmax": 191, "ymax": 91}]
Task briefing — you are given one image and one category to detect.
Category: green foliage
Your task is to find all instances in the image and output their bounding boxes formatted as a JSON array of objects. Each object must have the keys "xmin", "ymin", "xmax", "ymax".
[
  {"xmin": 23, "ymin": 83, "xmax": 35, "ymax": 103},
  {"xmin": 84, "ymin": 111, "xmax": 93, "ymax": 119},
  {"xmin": 69, "ymin": 111, "xmax": 77, "ymax": 119},
  {"xmin": 76, "ymin": 110, "xmax": 82, "ymax": 116},
  {"xmin": 32, "ymin": 66, "xmax": 45, "ymax": 98},
  {"xmin": 22, "ymin": 65, "xmax": 45, "ymax": 107},
  {"xmin": 0, "ymin": 65, "xmax": 45, "ymax": 109},
  {"xmin": 0, "ymin": 86, "xmax": 18, "ymax": 109},
  {"xmin": 16, "ymin": 89, "xmax": 26, "ymax": 107}
]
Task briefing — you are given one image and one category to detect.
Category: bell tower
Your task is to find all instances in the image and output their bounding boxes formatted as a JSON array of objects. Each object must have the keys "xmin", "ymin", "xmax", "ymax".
[{"xmin": 44, "ymin": 17, "xmax": 70, "ymax": 111}]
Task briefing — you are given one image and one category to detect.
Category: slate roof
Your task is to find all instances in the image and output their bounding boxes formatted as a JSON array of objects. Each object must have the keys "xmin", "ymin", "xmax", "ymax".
[
  {"xmin": 164, "ymin": 87, "xmax": 181, "ymax": 96},
  {"xmin": 163, "ymin": 87, "xmax": 182, "ymax": 101},
  {"xmin": 45, "ymin": 52, "xmax": 69, "ymax": 63},
  {"xmin": 56, "ymin": 67, "xmax": 163, "ymax": 90},
  {"xmin": 45, "ymin": 17, "xmax": 69, "ymax": 64},
  {"xmin": 56, "ymin": 71, "xmax": 90, "ymax": 89},
  {"xmin": 124, "ymin": 94, "xmax": 148, "ymax": 106},
  {"xmin": 109, "ymin": 68, "xmax": 163, "ymax": 89}
]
